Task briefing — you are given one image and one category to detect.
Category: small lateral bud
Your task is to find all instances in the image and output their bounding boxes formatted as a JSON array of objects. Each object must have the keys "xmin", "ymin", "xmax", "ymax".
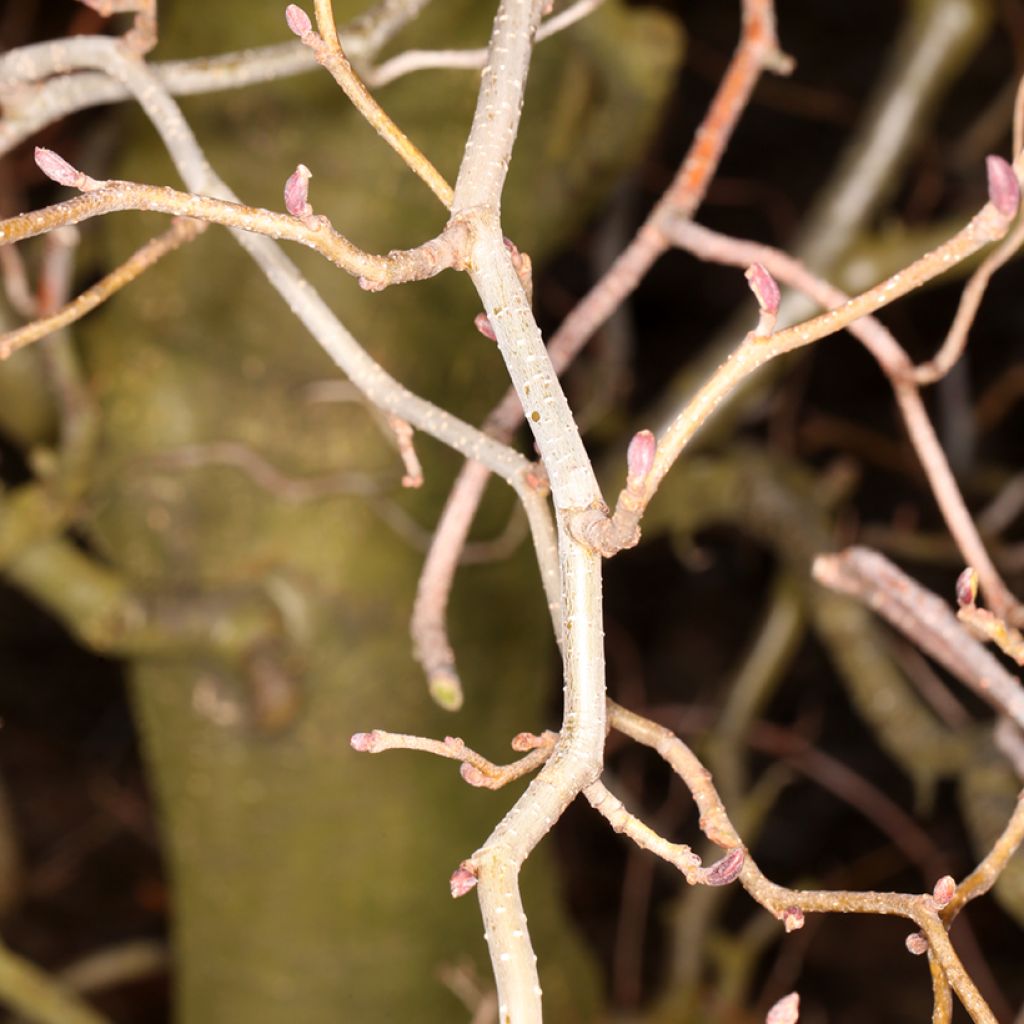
[
  {"xmin": 932, "ymin": 875, "xmax": 956, "ymax": 908},
  {"xmin": 284, "ymin": 163, "xmax": 313, "ymax": 218},
  {"xmin": 905, "ymin": 931, "xmax": 928, "ymax": 956},
  {"xmin": 702, "ymin": 847, "xmax": 745, "ymax": 886},
  {"xmin": 766, "ymin": 992, "xmax": 800, "ymax": 1024},
  {"xmin": 34, "ymin": 147, "xmax": 94, "ymax": 190},
  {"xmin": 450, "ymin": 864, "xmax": 478, "ymax": 898},
  {"xmin": 511, "ymin": 732, "xmax": 541, "ymax": 752},
  {"xmin": 626, "ymin": 429, "xmax": 656, "ymax": 487},
  {"xmin": 782, "ymin": 906, "xmax": 805, "ymax": 933},
  {"xmin": 745, "ymin": 262, "xmax": 781, "ymax": 315},
  {"xmin": 473, "ymin": 313, "xmax": 497, "ymax": 341},
  {"xmin": 955, "ymin": 567, "xmax": 978, "ymax": 608},
  {"xmin": 285, "ymin": 4, "xmax": 312, "ymax": 36},
  {"xmin": 459, "ymin": 762, "xmax": 488, "ymax": 787},
  {"xmin": 349, "ymin": 730, "xmax": 379, "ymax": 752},
  {"xmin": 986, "ymin": 155, "xmax": 1020, "ymax": 219}
]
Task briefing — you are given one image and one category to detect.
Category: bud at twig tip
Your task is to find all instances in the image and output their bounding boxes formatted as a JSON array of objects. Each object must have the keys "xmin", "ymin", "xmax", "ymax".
[
  {"xmin": 626, "ymin": 430, "xmax": 656, "ymax": 487},
  {"xmin": 745, "ymin": 262, "xmax": 781, "ymax": 316},
  {"xmin": 34, "ymin": 147, "xmax": 91, "ymax": 189},
  {"xmin": 986, "ymin": 155, "xmax": 1020, "ymax": 219},
  {"xmin": 429, "ymin": 673, "xmax": 464, "ymax": 712},
  {"xmin": 285, "ymin": 4, "xmax": 312, "ymax": 36},
  {"xmin": 284, "ymin": 163, "xmax": 313, "ymax": 218},
  {"xmin": 766, "ymin": 992, "xmax": 800, "ymax": 1024},
  {"xmin": 350, "ymin": 731, "xmax": 378, "ymax": 752},
  {"xmin": 932, "ymin": 875, "xmax": 956, "ymax": 908},
  {"xmin": 955, "ymin": 567, "xmax": 978, "ymax": 608}
]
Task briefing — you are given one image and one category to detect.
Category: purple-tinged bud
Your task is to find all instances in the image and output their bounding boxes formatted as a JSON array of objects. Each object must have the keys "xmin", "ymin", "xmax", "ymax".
[
  {"xmin": 932, "ymin": 875, "xmax": 956, "ymax": 908},
  {"xmin": 782, "ymin": 906, "xmax": 805, "ymax": 933},
  {"xmin": 459, "ymin": 762, "xmax": 487, "ymax": 787},
  {"xmin": 955, "ymin": 567, "xmax": 978, "ymax": 608},
  {"xmin": 702, "ymin": 847, "xmax": 744, "ymax": 886},
  {"xmin": 766, "ymin": 992, "xmax": 800, "ymax": 1024},
  {"xmin": 511, "ymin": 732, "xmax": 541, "ymax": 752},
  {"xmin": 34, "ymin": 147, "xmax": 93, "ymax": 190},
  {"xmin": 473, "ymin": 313, "xmax": 497, "ymax": 341},
  {"xmin": 905, "ymin": 932, "xmax": 928, "ymax": 956},
  {"xmin": 986, "ymin": 155, "xmax": 1020, "ymax": 219},
  {"xmin": 626, "ymin": 429, "xmax": 656, "ymax": 487},
  {"xmin": 284, "ymin": 163, "xmax": 313, "ymax": 218},
  {"xmin": 745, "ymin": 262, "xmax": 781, "ymax": 315},
  {"xmin": 449, "ymin": 864, "xmax": 478, "ymax": 898},
  {"xmin": 350, "ymin": 730, "xmax": 379, "ymax": 752},
  {"xmin": 285, "ymin": 4, "xmax": 312, "ymax": 36}
]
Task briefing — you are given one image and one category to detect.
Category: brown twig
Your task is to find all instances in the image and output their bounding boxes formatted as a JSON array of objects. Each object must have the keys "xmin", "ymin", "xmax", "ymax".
[
  {"xmin": 812, "ymin": 547, "xmax": 1024, "ymax": 730},
  {"xmin": 287, "ymin": 3, "xmax": 454, "ymax": 208},
  {"xmin": 0, "ymin": 217, "xmax": 206, "ymax": 358}
]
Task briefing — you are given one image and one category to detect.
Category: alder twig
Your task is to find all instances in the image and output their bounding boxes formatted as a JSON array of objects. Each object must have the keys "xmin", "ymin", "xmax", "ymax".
[
  {"xmin": 661, "ymin": 208, "xmax": 1022, "ymax": 620},
  {"xmin": 286, "ymin": 3, "xmax": 454, "ymax": 207},
  {"xmin": 812, "ymin": 547, "xmax": 1024, "ymax": 730},
  {"xmin": 408, "ymin": 0, "xmax": 787, "ymax": 702}
]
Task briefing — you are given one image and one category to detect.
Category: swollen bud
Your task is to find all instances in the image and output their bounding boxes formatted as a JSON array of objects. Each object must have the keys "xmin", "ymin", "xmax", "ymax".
[
  {"xmin": 782, "ymin": 906, "xmax": 805, "ymax": 933},
  {"xmin": 955, "ymin": 567, "xmax": 978, "ymax": 608},
  {"xmin": 473, "ymin": 313, "xmax": 497, "ymax": 341},
  {"xmin": 905, "ymin": 932, "xmax": 928, "ymax": 956},
  {"xmin": 702, "ymin": 847, "xmax": 744, "ymax": 886},
  {"xmin": 285, "ymin": 4, "xmax": 313, "ymax": 37},
  {"xmin": 449, "ymin": 864, "xmax": 478, "ymax": 898},
  {"xmin": 626, "ymin": 429, "xmax": 656, "ymax": 487},
  {"xmin": 349, "ymin": 731, "xmax": 379, "ymax": 752},
  {"xmin": 766, "ymin": 992, "xmax": 800, "ymax": 1024},
  {"xmin": 745, "ymin": 262, "xmax": 781, "ymax": 316},
  {"xmin": 932, "ymin": 875, "xmax": 956, "ymax": 908},
  {"xmin": 284, "ymin": 163, "xmax": 313, "ymax": 218},
  {"xmin": 986, "ymin": 155, "xmax": 1020, "ymax": 219},
  {"xmin": 34, "ymin": 147, "xmax": 94, "ymax": 190}
]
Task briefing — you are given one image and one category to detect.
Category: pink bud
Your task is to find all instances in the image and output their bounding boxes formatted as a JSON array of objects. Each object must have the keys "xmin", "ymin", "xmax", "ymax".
[
  {"xmin": 285, "ymin": 4, "xmax": 312, "ymax": 36},
  {"xmin": 905, "ymin": 931, "xmax": 928, "ymax": 956},
  {"xmin": 986, "ymin": 155, "xmax": 1020, "ymax": 219},
  {"xmin": 459, "ymin": 762, "xmax": 487, "ymax": 787},
  {"xmin": 782, "ymin": 906, "xmax": 805, "ymax": 933},
  {"xmin": 745, "ymin": 262, "xmax": 781, "ymax": 315},
  {"xmin": 284, "ymin": 163, "xmax": 313, "ymax": 218},
  {"xmin": 450, "ymin": 864, "xmax": 478, "ymax": 898},
  {"xmin": 702, "ymin": 847, "xmax": 744, "ymax": 886},
  {"xmin": 626, "ymin": 430, "xmax": 656, "ymax": 486},
  {"xmin": 932, "ymin": 875, "xmax": 956, "ymax": 908},
  {"xmin": 955, "ymin": 567, "xmax": 978, "ymax": 608},
  {"xmin": 766, "ymin": 992, "xmax": 800, "ymax": 1024},
  {"xmin": 511, "ymin": 732, "xmax": 541, "ymax": 752},
  {"xmin": 473, "ymin": 313, "xmax": 497, "ymax": 341},
  {"xmin": 34, "ymin": 147, "xmax": 90, "ymax": 189},
  {"xmin": 350, "ymin": 731, "xmax": 378, "ymax": 752}
]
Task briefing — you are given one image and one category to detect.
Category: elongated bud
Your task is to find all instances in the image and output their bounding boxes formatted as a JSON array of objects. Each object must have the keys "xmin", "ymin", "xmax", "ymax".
[
  {"xmin": 745, "ymin": 262, "xmax": 780, "ymax": 315},
  {"xmin": 986, "ymin": 155, "xmax": 1020, "ymax": 219},
  {"xmin": 702, "ymin": 847, "xmax": 744, "ymax": 886},
  {"xmin": 285, "ymin": 4, "xmax": 312, "ymax": 36},
  {"xmin": 626, "ymin": 429, "xmax": 656, "ymax": 487},
  {"xmin": 955, "ymin": 567, "xmax": 978, "ymax": 608},
  {"xmin": 34, "ymin": 147, "xmax": 96, "ymax": 190},
  {"xmin": 932, "ymin": 875, "xmax": 956, "ymax": 908},
  {"xmin": 449, "ymin": 864, "xmax": 478, "ymax": 898},
  {"xmin": 284, "ymin": 163, "xmax": 313, "ymax": 218},
  {"xmin": 766, "ymin": 992, "xmax": 800, "ymax": 1024}
]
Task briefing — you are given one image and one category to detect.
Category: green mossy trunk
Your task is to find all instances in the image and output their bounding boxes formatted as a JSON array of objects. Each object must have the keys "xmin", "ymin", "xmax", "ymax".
[{"xmin": 78, "ymin": 2, "xmax": 681, "ymax": 1019}]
